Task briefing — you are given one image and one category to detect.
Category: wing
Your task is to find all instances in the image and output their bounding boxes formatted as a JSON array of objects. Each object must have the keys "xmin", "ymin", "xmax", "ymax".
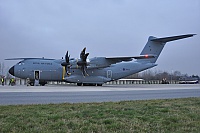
[
  {"xmin": 5, "ymin": 58, "xmax": 55, "ymax": 60},
  {"xmin": 86, "ymin": 54, "xmax": 155, "ymax": 69},
  {"xmin": 105, "ymin": 55, "xmax": 155, "ymax": 64}
]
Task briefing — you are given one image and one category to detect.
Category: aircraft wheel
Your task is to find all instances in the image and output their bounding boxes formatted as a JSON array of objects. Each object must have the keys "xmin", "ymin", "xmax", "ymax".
[
  {"xmin": 97, "ymin": 84, "xmax": 102, "ymax": 86},
  {"xmin": 30, "ymin": 82, "xmax": 34, "ymax": 86},
  {"xmin": 82, "ymin": 83, "xmax": 96, "ymax": 86},
  {"xmin": 40, "ymin": 83, "xmax": 46, "ymax": 86},
  {"xmin": 77, "ymin": 83, "xmax": 82, "ymax": 86},
  {"xmin": 83, "ymin": 83, "xmax": 88, "ymax": 86},
  {"xmin": 40, "ymin": 81, "xmax": 47, "ymax": 86}
]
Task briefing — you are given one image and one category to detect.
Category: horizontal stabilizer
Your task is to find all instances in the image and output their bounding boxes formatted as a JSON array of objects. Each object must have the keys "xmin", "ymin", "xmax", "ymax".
[{"xmin": 151, "ymin": 34, "xmax": 196, "ymax": 43}]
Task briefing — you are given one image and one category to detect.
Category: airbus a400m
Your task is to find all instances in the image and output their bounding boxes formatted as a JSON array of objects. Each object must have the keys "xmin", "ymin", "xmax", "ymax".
[{"xmin": 7, "ymin": 34, "xmax": 195, "ymax": 86}]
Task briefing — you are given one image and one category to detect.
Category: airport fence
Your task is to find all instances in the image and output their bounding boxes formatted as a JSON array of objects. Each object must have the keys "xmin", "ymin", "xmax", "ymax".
[
  {"xmin": 105, "ymin": 79, "xmax": 179, "ymax": 85},
  {"xmin": 1, "ymin": 78, "xmax": 183, "ymax": 86}
]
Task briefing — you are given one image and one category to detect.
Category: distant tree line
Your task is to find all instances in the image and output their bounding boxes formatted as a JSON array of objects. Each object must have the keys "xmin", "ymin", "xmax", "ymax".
[{"xmin": 126, "ymin": 69, "xmax": 199, "ymax": 81}]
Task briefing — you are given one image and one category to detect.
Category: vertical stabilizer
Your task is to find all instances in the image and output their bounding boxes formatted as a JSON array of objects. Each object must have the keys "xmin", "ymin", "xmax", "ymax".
[{"xmin": 139, "ymin": 34, "xmax": 195, "ymax": 63}]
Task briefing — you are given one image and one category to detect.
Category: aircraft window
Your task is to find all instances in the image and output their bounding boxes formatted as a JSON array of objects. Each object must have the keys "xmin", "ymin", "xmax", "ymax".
[{"xmin": 18, "ymin": 62, "xmax": 25, "ymax": 65}]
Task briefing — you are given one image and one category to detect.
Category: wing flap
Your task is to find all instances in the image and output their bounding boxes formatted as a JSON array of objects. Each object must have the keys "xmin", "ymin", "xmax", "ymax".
[
  {"xmin": 106, "ymin": 55, "xmax": 155, "ymax": 61},
  {"xmin": 104, "ymin": 55, "xmax": 155, "ymax": 65}
]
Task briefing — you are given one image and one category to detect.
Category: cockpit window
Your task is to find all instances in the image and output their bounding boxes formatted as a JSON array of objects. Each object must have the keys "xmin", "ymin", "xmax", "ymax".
[{"xmin": 18, "ymin": 62, "xmax": 24, "ymax": 65}]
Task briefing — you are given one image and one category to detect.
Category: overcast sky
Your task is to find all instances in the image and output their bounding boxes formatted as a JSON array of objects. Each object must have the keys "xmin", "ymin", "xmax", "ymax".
[{"xmin": 0, "ymin": 0, "xmax": 200, "ymax": 76}]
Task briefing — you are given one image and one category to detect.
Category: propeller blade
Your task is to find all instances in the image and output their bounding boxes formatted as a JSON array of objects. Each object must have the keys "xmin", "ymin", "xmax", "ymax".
[
  {"xmin": 77, "ymin": 47, "xmax": 89, "ymax": 76},
  {"xmin": 80, "ymin": 47, "xmax": 86, "ymax": 60},
  {"xmin": 81, "ymin": 65, "xmax": 89, "ymax": 77},
  {"xmin": 61, "ymin": 51, "xmax": 71, "ymax": 76},
  {"xmin": 84, "ymin": 53, "xmax": 89, "ymax": 61},
  {"xmin": 65, "ymin": 51, "xmax": 69, "ymax": 63}
]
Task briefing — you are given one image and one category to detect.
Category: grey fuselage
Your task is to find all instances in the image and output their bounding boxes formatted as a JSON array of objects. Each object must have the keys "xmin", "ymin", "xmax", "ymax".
[{"xmin": 12, "ymin": 58, "xmax": 156, "ymax": 84}]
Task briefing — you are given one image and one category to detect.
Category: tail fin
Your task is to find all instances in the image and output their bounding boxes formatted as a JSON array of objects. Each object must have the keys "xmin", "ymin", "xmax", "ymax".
[{"xmin": 139, "ymin": 34, "xmax": 195, "ymax": 63}]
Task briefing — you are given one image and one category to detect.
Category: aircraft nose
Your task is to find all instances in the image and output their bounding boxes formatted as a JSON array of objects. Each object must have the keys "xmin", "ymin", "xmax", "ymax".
[{"xmin": 9, "ymin": 66, "xmax": 15, "ymax": 76}]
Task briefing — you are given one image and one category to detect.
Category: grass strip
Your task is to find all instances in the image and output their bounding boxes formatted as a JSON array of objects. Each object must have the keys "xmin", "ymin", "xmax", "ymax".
[{"xmin": 0, "ymin": 97, "xmax": 200, "ymax": 132}]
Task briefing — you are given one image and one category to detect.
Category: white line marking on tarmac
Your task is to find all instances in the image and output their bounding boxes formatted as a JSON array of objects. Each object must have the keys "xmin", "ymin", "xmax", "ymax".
[{"xmin": 0, "ymin": 84, "xmax": 199, "ymax": 93}]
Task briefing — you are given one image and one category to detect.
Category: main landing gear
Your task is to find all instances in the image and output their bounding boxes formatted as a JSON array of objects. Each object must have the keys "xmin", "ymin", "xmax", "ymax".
[
  {"xmin": 77, "ymin": 83, "xmax": 102, "ymax": 86},
  {"xmin": 27, "ymin": 80, "xmax": 47, "ymax": 86}
]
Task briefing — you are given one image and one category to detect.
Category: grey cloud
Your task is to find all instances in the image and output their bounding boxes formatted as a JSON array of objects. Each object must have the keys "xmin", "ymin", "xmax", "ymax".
[{"xmin": 0, "ymin": 0, "xmax": 199, "ymax": 75}]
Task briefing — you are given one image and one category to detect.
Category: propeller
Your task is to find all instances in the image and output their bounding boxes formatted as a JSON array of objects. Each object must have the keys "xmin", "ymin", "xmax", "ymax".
[
  {"xmin": 61, "ymin": 51, "xmax": 71, "ymax": 76},
  {"xmin": 77, "ymin": 47, "xmax": 89, "ymax": 76}
]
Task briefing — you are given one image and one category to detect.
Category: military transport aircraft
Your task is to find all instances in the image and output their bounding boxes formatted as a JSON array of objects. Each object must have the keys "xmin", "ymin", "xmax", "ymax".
[{"xmin": 6, "ymin": 34, "xmax": 195, "ymax": 86}]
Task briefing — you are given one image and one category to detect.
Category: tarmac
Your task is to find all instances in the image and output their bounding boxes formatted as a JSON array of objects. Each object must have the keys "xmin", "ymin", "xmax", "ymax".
[
  {"xmin": 0, "ymin": 84, "xmax": 200, "ymax": 105},
  {"xmin": 0, "ymin": 84, "xmax": 200, "ymax": 92}
]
